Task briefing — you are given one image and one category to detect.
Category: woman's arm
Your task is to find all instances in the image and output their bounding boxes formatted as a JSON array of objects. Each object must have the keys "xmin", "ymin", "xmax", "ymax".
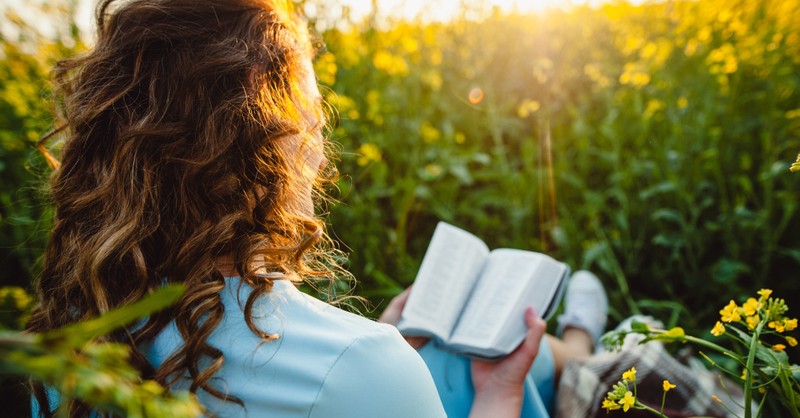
[
  {"xmin": 469, "ymin": 308, "xmax": 546, "ymax": 418},
  {"xmin": 380, "ymin": 289, "xmax": 547, "ymax": 418}
]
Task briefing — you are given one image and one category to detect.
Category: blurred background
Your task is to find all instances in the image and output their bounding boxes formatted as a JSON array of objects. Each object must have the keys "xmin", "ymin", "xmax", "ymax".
[{"xmin": 1, "ymin": 0, "xmax": 799, "ymax": 412}]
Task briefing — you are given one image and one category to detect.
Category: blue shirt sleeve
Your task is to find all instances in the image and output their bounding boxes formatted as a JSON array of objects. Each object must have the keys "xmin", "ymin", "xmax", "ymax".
[
  {"xmin": 418, "ymin": 340, "xmax": 552, "ymax": 418},
  {"xmin": 309, "ymin": 329, "xmax": 447, "ymax": 418}
]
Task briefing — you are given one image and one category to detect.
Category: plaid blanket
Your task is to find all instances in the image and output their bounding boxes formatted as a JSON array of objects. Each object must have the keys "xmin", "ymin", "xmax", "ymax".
[{"xmin": 556, "ymin": 338, "xmax": 753, "ymax": 418}]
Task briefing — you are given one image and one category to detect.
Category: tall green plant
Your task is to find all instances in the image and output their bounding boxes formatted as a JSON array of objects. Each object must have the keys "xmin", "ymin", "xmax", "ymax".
[
  {"xmin": 0, "ymin": 2, "xmax": 85, "ymax": 289},
  {"xmin": 1, "ymin": 285, "xmax": 202, "ymax": 417},
  {"xmin": 317, "ymin": 0, "xmax": 800, "ymax": 333}
]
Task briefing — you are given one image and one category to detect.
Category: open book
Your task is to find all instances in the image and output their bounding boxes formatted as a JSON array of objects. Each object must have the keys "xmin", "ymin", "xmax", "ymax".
[{"xmin": 397, "ymin": 222, "xmax": 569, "ymax": 360}]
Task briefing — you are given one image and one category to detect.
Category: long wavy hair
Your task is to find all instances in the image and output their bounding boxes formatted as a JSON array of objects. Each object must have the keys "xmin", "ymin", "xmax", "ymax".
[{"xmin": 27, "ymin": 0, "xmax": 340, "ymax": 416}]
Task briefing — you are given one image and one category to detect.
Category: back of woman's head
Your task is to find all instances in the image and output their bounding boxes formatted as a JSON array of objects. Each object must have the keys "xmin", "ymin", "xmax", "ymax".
[{"xmin": 28, "ymin": 0, "xmax": 334, "ymax": 414}]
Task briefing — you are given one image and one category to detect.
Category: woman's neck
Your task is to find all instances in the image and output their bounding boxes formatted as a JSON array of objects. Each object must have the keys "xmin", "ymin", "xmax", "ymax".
[{"xmin": 215, "ymin": 254, "xmax": 239, "ymax": 277}]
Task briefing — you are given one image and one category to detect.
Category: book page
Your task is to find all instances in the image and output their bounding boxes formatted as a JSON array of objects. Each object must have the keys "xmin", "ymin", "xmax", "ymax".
[
  {"xmin": 397, "ymin": 222, "xmax": 490, "ymax": 339},
  {"xmin": 449, "ymin": 249, "xmax": 567, "ymax": 355}
]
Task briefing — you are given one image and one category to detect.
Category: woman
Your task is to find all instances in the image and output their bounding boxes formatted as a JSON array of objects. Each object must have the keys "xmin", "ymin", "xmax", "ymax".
[{"xmin": 27, "ymin": 0, "xmax": 547, "ymax": 417}]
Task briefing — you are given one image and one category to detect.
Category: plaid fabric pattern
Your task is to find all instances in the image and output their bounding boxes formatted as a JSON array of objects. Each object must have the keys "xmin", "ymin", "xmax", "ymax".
[{"xmin": 556, "ymin": 339, "xmax": 751, "ymax": 418}]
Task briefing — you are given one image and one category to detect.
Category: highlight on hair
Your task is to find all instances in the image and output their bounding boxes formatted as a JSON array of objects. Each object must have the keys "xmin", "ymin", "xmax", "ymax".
[{"xmin": 27, "ymin": 0, "xmax": 344, "ymax": 415}]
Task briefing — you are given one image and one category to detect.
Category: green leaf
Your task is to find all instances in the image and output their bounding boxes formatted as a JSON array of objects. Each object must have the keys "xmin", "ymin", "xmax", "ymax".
[
  {"xmin": 649, "ymin": 327, "xmax": 686, "ymax": 343},
  {"xmin": 711, "ymin": 259, "xmax": 750, "ymax": 285},
  {"xmin": 638, "ymin": 181, "xmax": 677, "ymax": 200},
  {"xmin": 754, "ymin": 343, "xmax": 789, "ymax": 370},
  {"xmin": 630, "ymin": 320, "xmax": 651, "ymax": 333},
  {"xmin": 726, "ymin": 324, "xmax": 755, "ymax": 346},
  {"xmin": 46, "ymin": 285, "xmax": 185, "ymax": 348}
]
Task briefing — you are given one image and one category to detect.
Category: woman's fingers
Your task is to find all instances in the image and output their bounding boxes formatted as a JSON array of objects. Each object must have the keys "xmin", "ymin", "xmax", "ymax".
[
  {"xmin": 521, "ymin": 307, "xmax": 547, "ymax": 356},
  {"xmin": 378, "ymin": 286, "xmax": 413, "ymax": 325},
  {"xmin": 379, "ymin": 286, "xmax": 430, "ymax": 349}
]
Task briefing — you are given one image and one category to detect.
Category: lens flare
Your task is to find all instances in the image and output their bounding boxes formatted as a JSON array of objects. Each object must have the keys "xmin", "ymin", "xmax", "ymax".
[{"xmin": 467, "ymin": 87, "xmax": 484, "ymax": 104}]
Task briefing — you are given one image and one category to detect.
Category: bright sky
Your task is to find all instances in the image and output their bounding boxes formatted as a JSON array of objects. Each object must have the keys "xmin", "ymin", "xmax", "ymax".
[
  {"xmin": 311, "ymin": 0, "xmax": 605, "ymax": 21},
  {"xmin": 306, "ymin": 0, "xmax": 612, "ymax": 30},
  {"xmin": 3, "ymin": 0, "xmax": 610, "ymax": 39}
]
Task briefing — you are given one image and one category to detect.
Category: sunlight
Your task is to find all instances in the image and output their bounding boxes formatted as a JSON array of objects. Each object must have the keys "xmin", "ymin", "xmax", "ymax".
[
  {"xmin": 2, "ymin": 0, "xmax": 614, "ymax": 39},
  {"xmin": 341, "ymin": 0, "xmax": 605, "ymax": 21},
  {"xmin": 305, "ymin": 0, "xmax": 615, "ymax": 30}
]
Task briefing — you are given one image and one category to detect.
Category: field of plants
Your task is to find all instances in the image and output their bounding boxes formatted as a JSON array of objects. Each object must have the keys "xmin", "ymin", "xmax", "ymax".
[
  {"xmin": 313, "ymin": 0, "xmax": 800, "ymax": 332},
  {"xmin": 1, "ymin": 0, "xmax": 799, "ymax": 414}
]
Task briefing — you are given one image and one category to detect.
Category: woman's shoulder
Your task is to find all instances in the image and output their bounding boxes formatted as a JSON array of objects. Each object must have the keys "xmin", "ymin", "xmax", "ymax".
[
  {"xmin": 222, "ymin": 278, "xmax": 400, "ymax": 345},
  {"xmin": 148, "ymin": 278, "xmax": 446, "ymax": 418}
]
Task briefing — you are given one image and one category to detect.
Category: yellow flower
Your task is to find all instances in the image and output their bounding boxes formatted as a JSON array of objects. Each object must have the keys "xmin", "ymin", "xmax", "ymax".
[
  {"xmin": 618, "ymin": 391, "xmax": 636, "ymax": 412},
  {"xmin": 517, "ymin": 99, "xmax": 541, "ymax": 118},
  {"xmin": 420, "ymin": 122, "xmax": 441, "ymax": 143},
  {"xmin": 769, "ymin": 321, "xmax": 786, "ymax": 333},
  {"xmin": 773, "ymin": 344, "xmax": 786, "ymax": 352},
  {"xmin": 712, "ymin": 395, "xmax": 722, "ymax": 403},
  {"xmin": 356, "ymin": 143, "xmax": 382, "ymax": 166},
  {"xmin": 720, "ymin": 300, "xmax": 742, "ymax": 323},
  {"xmin": 757, "ymin": 288, "xmax": 772, "ymax": 300},
  {"xmin": 786, "ymin": 336, "xmax": 798, "ymax": 347},
  {"xmin": 644, "ymin": 99, "xmax": 664, "ymax": 119},
  {"xmin": 602, "ymin": 398, "xmax": 621, "ymax": 411},
  {"xmin": 619, "ymin": 63, "xmax": 650, "ymax": 87},
  {"xmin": 742, "ymin": 298, "xmax": 759, "ymax": 316},
  {"xmin": 746, "ymin": 315, "xmax": 760, "ymax": 330},
  {"xmin": 792, "ymin": 155, "xmax": 800, "ymax": 173},
  {"xmin": 372, "ymin": 50, "xmax": 409, "ymax": 77},
  {"xmin": 784, "ymin": 318, "xmax": 798, "ymax": 332},
  {"xmin": 711, "ymin": 321, "xmax": 726, "ymax": 336},
  {"xmin": 622, "ymin": 367, "xmax": 637, "ymax": 382},
  {"xmin": 741, "ymin": 369, "xmax": 747, "ymax": 381},
  {"xmin": 663, "ymin": 380, "xmax": 676, "ymax": 392},
  {"xmin": 423, "ymin": 164, "xmax": 443, "ymax": 178}
]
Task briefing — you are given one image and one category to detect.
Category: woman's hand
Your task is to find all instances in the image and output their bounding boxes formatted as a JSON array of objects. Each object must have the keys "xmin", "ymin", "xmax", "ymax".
[
  {"xmin": 378, "ymin": 287, "xmax": 429, "ymax": 349},
  {"xmin": 469, "ymin": 307, "xmax": 546, "ymax": 418}
]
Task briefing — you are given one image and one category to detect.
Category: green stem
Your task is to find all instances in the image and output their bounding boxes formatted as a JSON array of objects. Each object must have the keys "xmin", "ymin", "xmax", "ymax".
[
  {"xmin": 743, "ymin": 322, "xmax": 763, "ymax": 418},
  {"xmin": 764, "ymin": 369, "xmax": 800, "ymax": 418},
  {"xmin": 683, "ymin": 334, "xmax": 735, "ymax": 356},
  {"xmin": 638, "ymin": 402, "xmax": 667, "ymax": 418}
]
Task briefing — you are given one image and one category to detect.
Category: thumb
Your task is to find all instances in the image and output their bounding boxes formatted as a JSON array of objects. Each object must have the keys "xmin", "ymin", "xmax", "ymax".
[{"xmin": 517, "ymin": 307, "xmax": 546, "ymax": 360}]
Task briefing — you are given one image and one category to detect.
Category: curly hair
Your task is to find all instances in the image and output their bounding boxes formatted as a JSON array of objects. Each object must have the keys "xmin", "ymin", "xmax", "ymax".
[{"xmin": 27, "ymin": 0, "xmax": 340, "ymax": 415}]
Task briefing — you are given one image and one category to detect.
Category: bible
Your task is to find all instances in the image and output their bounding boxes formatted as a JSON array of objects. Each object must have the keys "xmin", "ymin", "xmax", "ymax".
[{"xmin": 396, "ymin": 221, "xmax": 569, "ymax": 359}]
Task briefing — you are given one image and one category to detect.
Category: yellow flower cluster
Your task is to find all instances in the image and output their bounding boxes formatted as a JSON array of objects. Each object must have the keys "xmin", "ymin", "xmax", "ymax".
[
  {"xmin": 618, "ymin": 62, "xmax": 650, "ymax": 87},
  {"xmin": 768, "ymin": 317, "xmax": 798, "ymax": 333},
  {"xmin": 706, "ymin": 43, "xmax": 739, "ymax": 75},
  {"xmin": 602, "ymin": 367, "xmax": 677, "ymax": 414},
  {"xmin": 710, "ymin": 289, "xmax": 798, "ymax": 349},
  {"xmin": 623, "ymin": 367, "xmax": 637, "ymax": 382},
  {"xmin": 356, "ymin": 143, "xmax": 382, "ymax": 166},
  {"xmin": 372, "ymin": 50, "xmax": 409, "ymax": 77},
  {"xmin": 791, "ymin": 153, "xmax": 800, "ymax": 173}
]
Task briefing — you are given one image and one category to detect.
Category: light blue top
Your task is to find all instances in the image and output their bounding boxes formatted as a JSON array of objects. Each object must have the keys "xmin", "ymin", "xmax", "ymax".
[
  {"xmin": 418, "ymin": 334, "xmax": 555, "ymax": 418},
  {"xmin": 144, "ymin": 278, "xmax": 446, "ymax": 418},
  {"xmin": 35, "ymin": 277, "xmax": 554, "ymax": 417}
]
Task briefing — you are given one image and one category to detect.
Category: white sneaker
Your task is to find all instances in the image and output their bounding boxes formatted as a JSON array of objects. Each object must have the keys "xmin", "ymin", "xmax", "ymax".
[
  {"xmin": 556, "ymin": 270, "xmax": 609, "ymax": 343},
  {"xmin": 600, "ymin": 315, "xmax": 664, "ymax": 351}
]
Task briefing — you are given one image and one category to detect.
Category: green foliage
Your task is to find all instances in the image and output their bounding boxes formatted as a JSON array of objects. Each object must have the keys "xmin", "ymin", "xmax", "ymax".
[
  {"xmin": 1, "ymin": 0, "xmax": 799, "ymax": 413},
  {"xmin": 0, "ymin": 4, "xmax": 84, "ymax": 290},
  {"xmin": 601, "ymin": 290, "xmax": 800, "ymax": 417},
  {"xmin": 316, "ymin": 0, "xmax": 800, "ymax": 334},
  {"xmin": 0, "ymin": 285, "xmax": 34, "ymax": 330},
  {"xmin": 0, "ymin": 285, "xmax": 203, "ymax": 418}
]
